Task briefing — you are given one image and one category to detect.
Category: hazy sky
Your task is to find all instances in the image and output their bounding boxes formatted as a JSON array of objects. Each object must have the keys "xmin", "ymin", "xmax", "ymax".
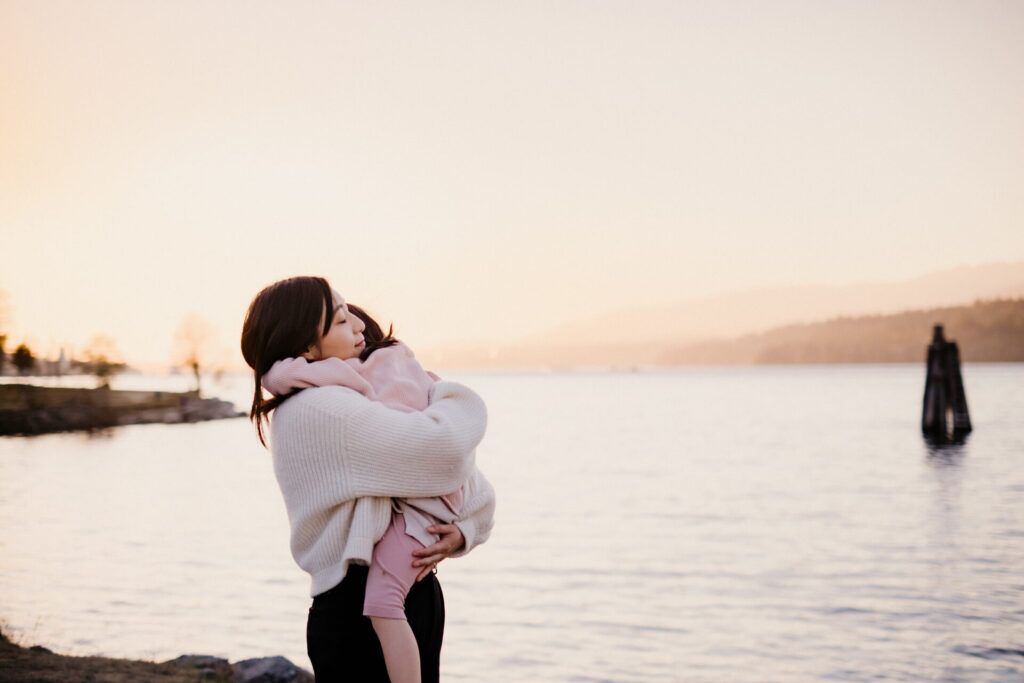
[{"xmin": 2, "ymin": 1, "xmax": 1022, "ymax": 368}]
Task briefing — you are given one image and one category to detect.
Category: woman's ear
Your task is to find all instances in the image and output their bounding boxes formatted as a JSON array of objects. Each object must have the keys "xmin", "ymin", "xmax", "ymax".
[{"xmin": 300, "ymin": 344, "xmax": 320, "ymax": 362}]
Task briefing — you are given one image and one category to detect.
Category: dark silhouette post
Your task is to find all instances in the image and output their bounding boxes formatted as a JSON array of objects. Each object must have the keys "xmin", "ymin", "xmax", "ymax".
[{"xmin": 922, "ymin": 324, "xmax": 972, "ymax": 443}]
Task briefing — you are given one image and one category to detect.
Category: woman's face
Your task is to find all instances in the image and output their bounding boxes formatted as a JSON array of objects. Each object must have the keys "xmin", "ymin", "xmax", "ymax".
[{"xmin": 303, "ymin": 289, "xmax": 367, "ymax": 361}]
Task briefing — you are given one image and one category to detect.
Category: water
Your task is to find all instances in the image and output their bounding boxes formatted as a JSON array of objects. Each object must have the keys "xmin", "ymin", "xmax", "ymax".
[{"xmin": 1, "ymin": 365, "xmax": 1022, "ymax": 682}]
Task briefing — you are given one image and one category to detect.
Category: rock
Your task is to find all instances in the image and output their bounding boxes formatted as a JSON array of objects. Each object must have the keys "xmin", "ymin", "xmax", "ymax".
[
  {"xmin": 164, "ymin": 654, "xmax": 233, "ymax": 680},
  {"xmin": 28, "ymin": 644, "xmax": 54, "ymax": 654},
  {"xmin": 180, "ymin": 396, "xmax": 244, "ymax": 423},
  {"xmin": 165, "ymin": 654, "xmax": 231, "ymax": 668},
  {"xmin": 231, "ymin": 655, "xmax": 314, "ymax": 683}
]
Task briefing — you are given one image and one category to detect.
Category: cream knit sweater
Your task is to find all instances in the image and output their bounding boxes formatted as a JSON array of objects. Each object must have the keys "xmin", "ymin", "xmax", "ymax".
[{"xmin": 269, "ymin": 379, "xmax": 495, "ymax": 597}]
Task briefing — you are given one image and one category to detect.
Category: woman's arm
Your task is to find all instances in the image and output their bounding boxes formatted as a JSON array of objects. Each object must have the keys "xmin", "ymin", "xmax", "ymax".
[
  {"xmin": 449, "ymin": 465, "xmax": 496, "ymax": 558},
  {"xmin": 302, "ymin": 380, "xmax": 487, "ymax": 498},
  {"xmin": 410, "ymin": 465, "xmax": 496, "ymax": 578}
]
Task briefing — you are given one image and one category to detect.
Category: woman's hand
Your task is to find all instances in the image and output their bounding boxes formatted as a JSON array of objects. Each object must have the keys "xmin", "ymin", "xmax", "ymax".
[{"xmin": 411, "ymin": 524, "xmax": 465, "ymax": 582}]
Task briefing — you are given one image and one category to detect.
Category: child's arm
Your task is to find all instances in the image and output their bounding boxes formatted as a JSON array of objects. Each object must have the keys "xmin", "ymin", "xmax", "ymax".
[{"xmin": 262, "ymin": 356, "xmax": 374, "ymax": 398}]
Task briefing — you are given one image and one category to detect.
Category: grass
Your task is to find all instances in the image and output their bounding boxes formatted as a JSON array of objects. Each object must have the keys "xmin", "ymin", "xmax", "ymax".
[{"xmin": 0, "ymin": 621, "xmax": 233, "ymax": 682}]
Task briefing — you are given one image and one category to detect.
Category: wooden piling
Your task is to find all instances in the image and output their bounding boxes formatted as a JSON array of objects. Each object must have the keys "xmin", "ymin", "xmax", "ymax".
[{"xmin": 921, "ymin": 324, "xmax": 972, "ymax": 443}]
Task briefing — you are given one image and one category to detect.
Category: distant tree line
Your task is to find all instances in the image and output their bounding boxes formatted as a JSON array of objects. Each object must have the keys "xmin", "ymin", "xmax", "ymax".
[
  {"xmin": 0, "ymin": 289, "xmax": 8, "ymax": 375},
  {"xmin": 660, "ymin": 297, "xmax": 1024, "ymax": 365},
  {"xmin": 12, "ymin": 343, "xmax": 36, "ymax": 374},
  {"xmin": 0, "ymin": 338, "xmax": 37, "ymax": 375},
  {"xmin": 0, "ymin": 337, "xmax": 127, "ymax": 385},
  {"xmin": 0, "ymin": 296, "xmax": 220, "ymax": 395}
]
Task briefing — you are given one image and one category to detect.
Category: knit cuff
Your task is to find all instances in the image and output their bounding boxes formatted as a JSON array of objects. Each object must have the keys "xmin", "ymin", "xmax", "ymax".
[
  {"xmin": 309, "ymin": 535, "xmax": 377, "ymax": 597},
  {"xmin": 449, "ymin": 517, "xmax": 478, "ymax": 559},
  {"xmin": 344, "ymin": 534, "xmax": 377, "ymax": 563}
]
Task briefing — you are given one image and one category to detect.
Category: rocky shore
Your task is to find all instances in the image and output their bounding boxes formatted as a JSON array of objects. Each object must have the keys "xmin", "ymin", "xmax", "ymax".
[
  {"xmin": 0, "ymin": 384, "xmax": 244, "ymax": 436},
  {"xmin": 0, "ymin": 626, "xmax": 312, "ymax": 682}
]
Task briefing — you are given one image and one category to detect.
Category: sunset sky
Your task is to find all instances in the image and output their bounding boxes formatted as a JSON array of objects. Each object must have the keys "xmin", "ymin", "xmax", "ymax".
[{"xmin": 2, "ymin": 1, "xmax": 1022, "ymax": 369}]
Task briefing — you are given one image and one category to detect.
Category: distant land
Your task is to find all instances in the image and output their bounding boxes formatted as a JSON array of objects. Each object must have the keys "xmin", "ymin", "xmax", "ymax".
[
  {"xmin": 660, "ymin": 297, "xmax": 1024, "ymax": 366},
  {"xmin": 427, "ymin": 296, "xmax": 1024, "ymax": 370},
  {"xmin": 424, "ymin": 260, "xmax": 1024, "ymax": 369},
  {"xmin": 549, "ymin": 260, "xmax": 1024, "ymax": 343},
  {"xmin": 423, "ymin": 260, "xmax": 1024, "ymax": 369}
]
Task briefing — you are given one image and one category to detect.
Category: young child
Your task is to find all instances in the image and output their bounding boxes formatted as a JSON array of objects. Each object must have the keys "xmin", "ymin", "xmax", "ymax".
[{"xmin": 261, "ymin": 303, "xmax": 464, "ymax": 683}]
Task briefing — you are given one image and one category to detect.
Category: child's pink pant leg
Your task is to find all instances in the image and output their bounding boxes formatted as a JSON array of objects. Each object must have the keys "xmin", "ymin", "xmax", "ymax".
[{"xmin": 363, "ymin": 511, "xmax": 425, "ymax": 620}]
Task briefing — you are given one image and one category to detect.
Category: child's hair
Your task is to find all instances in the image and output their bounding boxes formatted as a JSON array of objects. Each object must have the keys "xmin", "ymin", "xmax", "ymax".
[{"xmin": 347, "ymin": 302, "xmax": 400, "ymax": 362}]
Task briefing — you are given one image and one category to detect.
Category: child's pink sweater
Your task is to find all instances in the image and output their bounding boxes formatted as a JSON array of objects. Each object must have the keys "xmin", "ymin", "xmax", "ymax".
[
  {"xmin": 261, "ymin": 340, "xmax": 439, "ymax": 413},
  {"xmin": 262, "ymin": 341, "xmax": 463, "ymax": 520}
]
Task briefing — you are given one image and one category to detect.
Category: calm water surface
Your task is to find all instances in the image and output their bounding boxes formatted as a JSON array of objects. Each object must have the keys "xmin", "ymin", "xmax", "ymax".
[{"xmin": 1, "ymin": 365, "xmax": 1022, "ymax": 682}]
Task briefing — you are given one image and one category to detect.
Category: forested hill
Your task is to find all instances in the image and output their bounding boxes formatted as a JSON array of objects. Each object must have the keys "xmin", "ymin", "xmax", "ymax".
[{"xmin": 660, "ymin": 298, "xmax": 1024, "ymax": 365}]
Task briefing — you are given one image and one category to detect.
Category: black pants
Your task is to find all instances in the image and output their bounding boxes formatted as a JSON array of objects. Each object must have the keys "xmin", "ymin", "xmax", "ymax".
[{"xmin": 306, "ymin": 564, "xmax": 445, "ymax": 682}]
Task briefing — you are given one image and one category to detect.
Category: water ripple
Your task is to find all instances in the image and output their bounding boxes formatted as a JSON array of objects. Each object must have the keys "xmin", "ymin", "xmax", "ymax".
[{"xmin": 2, "ymin": 367, "xmax": 1023, "ymax": 682}]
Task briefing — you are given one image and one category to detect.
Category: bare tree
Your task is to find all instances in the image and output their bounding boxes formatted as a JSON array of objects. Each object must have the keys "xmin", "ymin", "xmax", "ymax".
[
  {"xmin": 0, "ymin": 289, "xmax": 9, "ymax": 331},
  {"xmin": 83, "ymin": 335, "xmax": 125, "ymax": 388},
  {"xmin": 174, "ymin": 314, "xmax": 216, "ymax": 396},
  {"xmin": 0, "ymin": 290, "xmax": 9, "ymax": 375}
]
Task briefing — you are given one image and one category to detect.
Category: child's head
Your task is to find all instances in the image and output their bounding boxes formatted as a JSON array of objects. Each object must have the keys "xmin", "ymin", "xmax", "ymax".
[{"xmin": 346, "ymin": 303, "xmax": 400, "ymax": 362}]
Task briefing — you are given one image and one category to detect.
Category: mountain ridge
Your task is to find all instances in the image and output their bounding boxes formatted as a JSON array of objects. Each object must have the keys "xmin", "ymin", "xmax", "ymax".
[{"xmin": 423, "ymin": 260, "xmax": 1024, "ymax": 369}]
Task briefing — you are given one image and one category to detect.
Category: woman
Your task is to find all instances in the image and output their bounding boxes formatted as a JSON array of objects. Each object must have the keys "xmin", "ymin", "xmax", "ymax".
[{"xmin": 240, "ymin": 276, "xmax": 496, "ymax": 682}]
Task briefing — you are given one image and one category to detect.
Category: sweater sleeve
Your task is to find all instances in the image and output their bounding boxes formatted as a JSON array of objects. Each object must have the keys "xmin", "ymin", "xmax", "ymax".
[
  {"xmin": 307, "ymin": 380, "xmax": 488, "ymax": 499},
  {"xmin": 263, "ymin": 356, "xmax": 376, "ymax": 398},
  {"xmin": 450, "ymin": 465, "xmax": 496, "ymax": 559}
]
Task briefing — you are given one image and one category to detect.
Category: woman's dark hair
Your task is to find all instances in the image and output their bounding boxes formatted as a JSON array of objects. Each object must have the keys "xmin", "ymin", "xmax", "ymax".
[
  {"xmin": 240, "ymin": 276, "xmax": 333, "ymax": 447},
  {"xmin": 346, "ymin": 302, "xmax": 399, "ymax": 362},
  {"xmin": 240, "ymin": 276, "xmax": 399, "ymax": 448}
]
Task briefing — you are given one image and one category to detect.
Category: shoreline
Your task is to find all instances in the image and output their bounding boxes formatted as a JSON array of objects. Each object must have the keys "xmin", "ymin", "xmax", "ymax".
[
  {"xmin": 0, "ymin": 384, "xmax": 244, "ymax": 436},
  {"xmin": 0, "ymin": 625, "xmax": 312, "ymax": 682}
]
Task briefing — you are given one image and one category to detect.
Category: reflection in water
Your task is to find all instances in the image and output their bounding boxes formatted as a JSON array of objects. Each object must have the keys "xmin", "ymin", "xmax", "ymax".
[
  {"xmin": 923, "ymin": 439, "xmax": 966, "ymax": 679},
  {"xmin": 924, "ymin": 440, "xmax": 969, "ymax": 467}
]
